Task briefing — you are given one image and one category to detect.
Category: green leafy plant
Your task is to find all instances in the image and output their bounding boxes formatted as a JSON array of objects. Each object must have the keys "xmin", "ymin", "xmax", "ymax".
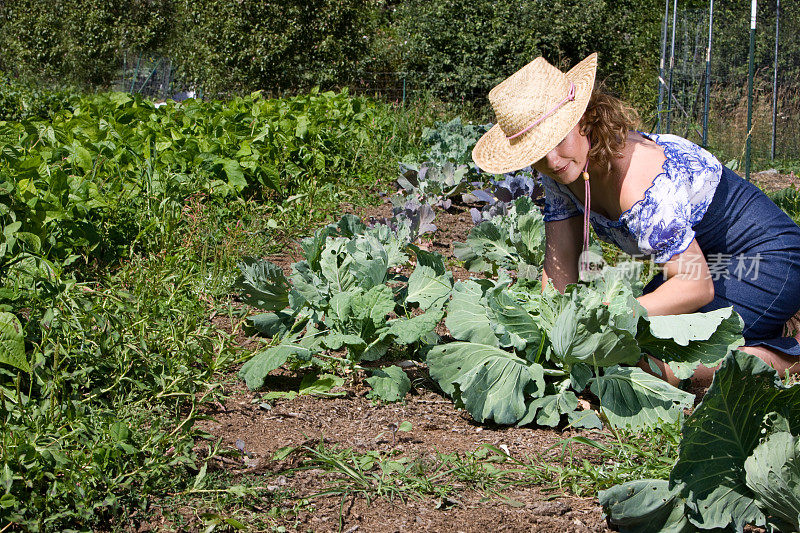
[
  {"xmin": 0, "ymin": 72, "xmax": 76, "ymax": 121},
  {"xmin": 235, "ymin": 215, "xmax": 453, "ymax": 401},
  {"xmin": 453, "ymin": 196, "xmax": 545, "ymax": 279},
  {"xmin": 396, "ymin": 160, "xmax": 473, "ymax": 210},
  {"xmin": 0, "ymin": 252, "xmax": 240, "ymax": 530},
  {"xmin": 0, "ymin": 311, "xmax": 29, "ymax": 373},
  {"xmin": 768, "ymin": 187, "xmax": 800, "ymax": 225},
  {"xmin": 600, "ymin": 350, "xmax": 800, "ymax": 532},
  {"xmin": 417, "ymin": 117, "xmax": 489, "ymax": 166},
  {"xmin": 427, "ymin": 264, "xmax": 744, "ymax": 429},
  {"xmin": 0, "ymin": 89, "xmax": 407, "ymax": 275}
]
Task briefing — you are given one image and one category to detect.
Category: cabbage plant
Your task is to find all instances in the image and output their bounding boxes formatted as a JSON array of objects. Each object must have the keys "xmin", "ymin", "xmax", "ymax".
[
  {"xmin": 470, "ymin": 169, "xmax": 542, "ymax": 224},
  {"xmin": 601, "ymin": 350, "xmax": 800, "ymax": 532},
  {"xmin": 234, "ymin": 215, "xmax": 453, "ymax": 401},
  {"xmin": 426, "ymin": 264, "xmax": 745, "ymax": 430},
  {"xmin": 454, "ymin": 196, "xmax": 545, "ymax": 279}
]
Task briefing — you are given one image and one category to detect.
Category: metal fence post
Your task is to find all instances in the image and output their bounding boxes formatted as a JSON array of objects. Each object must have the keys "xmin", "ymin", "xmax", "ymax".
[
  {"xmin": 666, "ymin": 0, "xmax": 678, "ymax": 134},
  {"xmin": 746, "ymin": 0, "xmax": 757, "ymax": 181},
  {"xmin": 130, "ymin": 54, "xmax": 141, "ymax": 94},
  {"xmin": 702, "ymin": 0, "xmax": 714, "ymax": 147},
  {"xmin": 771, "ymin": 0, "xmax": 780, "ymax": 161},
  {"xmin": 657, "ymin": 0, "xmax": 670, "ymax": 134}
]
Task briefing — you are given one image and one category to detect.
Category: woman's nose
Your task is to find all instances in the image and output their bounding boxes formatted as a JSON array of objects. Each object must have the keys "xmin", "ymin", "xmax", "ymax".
[{"xmin": 543, "ymin": 150, "xmax": 560, "ymax": 168}]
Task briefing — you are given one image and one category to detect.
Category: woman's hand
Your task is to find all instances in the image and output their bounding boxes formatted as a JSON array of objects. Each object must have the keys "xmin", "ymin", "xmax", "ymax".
[
  {"xmin": 542, "ymin": 216, "xmax": 583, "ymax": 292},
  {"xmin": 637, "ymin": 239, "xmax": 715, "ymax": 316}
]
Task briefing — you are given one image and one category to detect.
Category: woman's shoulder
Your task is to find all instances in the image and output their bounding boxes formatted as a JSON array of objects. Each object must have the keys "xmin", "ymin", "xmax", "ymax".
[
  {"xmin": 616, "ymin": 132, "xmax": 668, "ymax": 213},
  {"xmin": 640, "ymin": 132, "xmax": 723, "ymax": 173},
  {"xmin": 618, "ymin": 131, "xmax": 723, "ymax": 229}
]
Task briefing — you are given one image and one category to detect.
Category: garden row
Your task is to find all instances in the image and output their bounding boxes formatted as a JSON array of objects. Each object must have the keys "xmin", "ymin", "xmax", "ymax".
[
  {"xmin": 0, "ymin": 88, "xmax": 411, "ymax": 274},
  {"xmin": 0, "ymin": 90, "xmax": 420, "ymax": 530}
]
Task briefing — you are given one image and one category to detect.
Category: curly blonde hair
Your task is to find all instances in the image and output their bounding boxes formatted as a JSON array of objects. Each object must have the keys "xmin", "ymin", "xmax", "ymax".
[{"xmin": 579, "ymin": 92, "xmax": 639, "ymax": 172}]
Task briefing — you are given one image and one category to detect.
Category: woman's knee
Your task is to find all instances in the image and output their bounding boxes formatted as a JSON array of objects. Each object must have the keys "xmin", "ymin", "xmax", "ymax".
[{"xmin": 738, "ymin": 344, "xmax": 800, "ymax": 377}]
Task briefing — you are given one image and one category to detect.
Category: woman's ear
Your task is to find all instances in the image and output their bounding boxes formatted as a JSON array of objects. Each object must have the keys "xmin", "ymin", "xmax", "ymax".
[{"xmin": 578, "ymin": 117, "xmax": 590, "ymax": 137}]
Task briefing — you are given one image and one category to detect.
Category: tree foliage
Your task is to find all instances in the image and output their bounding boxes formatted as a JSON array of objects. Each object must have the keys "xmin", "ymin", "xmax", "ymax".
[
  {"xmin": 0, "ymin": 0, "xmax": 663, "ymax": 108},
  {"xmin": 392, "ymin": 0, "xmax": 662, "ymax": 110}
]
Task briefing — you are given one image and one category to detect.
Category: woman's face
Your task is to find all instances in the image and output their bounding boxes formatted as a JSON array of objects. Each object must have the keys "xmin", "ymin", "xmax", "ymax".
[{"xmin": 532, "ymin": 123, "xmax": 589, "ymax": 185}]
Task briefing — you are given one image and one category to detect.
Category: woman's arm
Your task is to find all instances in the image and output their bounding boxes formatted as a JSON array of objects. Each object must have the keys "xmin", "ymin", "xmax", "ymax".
[
  {"xmin": 637, "ymin": 239, "xmax": 715, "ymax": 315},
  {"xmin": 542, "ymin": 217, "xmax": 583, "ymax": 292}
]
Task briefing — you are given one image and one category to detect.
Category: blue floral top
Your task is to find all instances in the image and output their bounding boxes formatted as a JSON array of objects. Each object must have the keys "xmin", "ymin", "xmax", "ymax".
[{"xmin": 541, "ymin": 133, "xmax": 723, "ymax": 263}]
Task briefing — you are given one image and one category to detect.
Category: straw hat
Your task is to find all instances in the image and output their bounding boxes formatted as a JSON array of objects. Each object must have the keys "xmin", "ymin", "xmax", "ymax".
[{"xmin": 472, "ymin": 53, "xmax": 597, "ymax": 175}]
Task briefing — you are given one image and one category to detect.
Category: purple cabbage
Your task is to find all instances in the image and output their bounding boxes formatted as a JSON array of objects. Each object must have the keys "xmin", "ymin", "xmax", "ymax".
[{"xmin": 470, "ymin": 168, "xmax": 543, "ymax": 223}]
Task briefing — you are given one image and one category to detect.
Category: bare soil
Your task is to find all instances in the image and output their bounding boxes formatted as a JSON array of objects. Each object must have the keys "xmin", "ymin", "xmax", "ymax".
[
  {"xmin": 199, "ymin": 383, "xmax": 610, "ymax": 533},
  {"xmin": 752, "ymin": 168, "xmax": 800, "ymax": 192}
]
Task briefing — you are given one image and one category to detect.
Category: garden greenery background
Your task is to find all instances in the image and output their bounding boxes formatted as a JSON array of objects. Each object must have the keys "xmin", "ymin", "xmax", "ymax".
[{"xmin": 2, "ymin": 0, "xmax": 798, "ymax": 115}]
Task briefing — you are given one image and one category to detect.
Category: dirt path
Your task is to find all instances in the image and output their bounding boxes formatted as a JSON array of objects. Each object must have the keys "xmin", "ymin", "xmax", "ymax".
[{"xmin": 200, "ymin": 382, "xmax": 609, "ymax": 532}]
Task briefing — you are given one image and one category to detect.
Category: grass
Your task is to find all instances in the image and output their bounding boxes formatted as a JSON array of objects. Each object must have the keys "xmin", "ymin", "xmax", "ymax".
[
  {"xmin": 282, "ymin": 440, "xmax": 525, "ymax": 530},
  {"xmin": 0, "ymin": 246, "xmax": 243, "ymax": 529},
  {"xmin": 766, "ymin": 186, "xmax": 800, "ymax": 225},
  {"xmin": 700, "ymin": 81, "xmax": 800, "ymax": 171}
]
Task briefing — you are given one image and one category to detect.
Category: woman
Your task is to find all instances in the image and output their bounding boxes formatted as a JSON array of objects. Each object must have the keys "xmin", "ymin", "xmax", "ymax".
[{"xmin": 472, "ymin": 52, "xmax": 800, "ymax": 384}]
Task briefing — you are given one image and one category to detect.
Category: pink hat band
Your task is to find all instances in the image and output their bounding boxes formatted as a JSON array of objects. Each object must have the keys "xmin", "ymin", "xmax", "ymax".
[{"xmin": 505, "ymin": 83, "xmax": 576, "ymax": 140}]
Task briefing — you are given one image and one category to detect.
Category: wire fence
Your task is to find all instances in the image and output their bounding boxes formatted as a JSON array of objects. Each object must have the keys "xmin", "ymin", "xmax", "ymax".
[
  {"xmin": 115, "ymin": 55, "xmax": 491, "ymax": 112},
  {"xmin": 117, "ymin": 53, "xmax": 175, "ymax": 100},
  {"xmin": 656, "ymin": 3, "xmax": 800, "ymax": 169}
]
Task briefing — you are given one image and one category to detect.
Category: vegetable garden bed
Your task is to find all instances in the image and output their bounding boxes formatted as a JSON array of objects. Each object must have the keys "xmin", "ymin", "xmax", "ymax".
[{"xmin": 3, "ymin": 91, "xmax": 797, "ymax": 532}]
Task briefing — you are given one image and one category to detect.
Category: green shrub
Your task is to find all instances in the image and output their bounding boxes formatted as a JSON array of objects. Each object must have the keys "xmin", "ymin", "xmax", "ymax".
[
  {"xmin": 171, "ymin": 0, "xmax": 379, "ymax": 96},
  {"xmin": 0, "ymin": 0, "xmax": 175, "ymax": 87},
  {"xmin": 0, "ymin": 0, "xmax": 661, "ymax": 111},
  {"xmin": 391, "ymin": 0, "xmax": 661, "ymax": 112},
  {"xmin": 0, "ymin": 73, "xmax": 77, "ymax": 121}
]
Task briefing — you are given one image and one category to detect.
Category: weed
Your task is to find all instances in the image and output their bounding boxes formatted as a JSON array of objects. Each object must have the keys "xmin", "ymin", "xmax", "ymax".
[
  {"xmin": 482, "ymin": 422, "xmax": 681, "ymax": 498},
  {"xmin": 286, "ymin": 441, "xmax": 523, "ymax": 520}
]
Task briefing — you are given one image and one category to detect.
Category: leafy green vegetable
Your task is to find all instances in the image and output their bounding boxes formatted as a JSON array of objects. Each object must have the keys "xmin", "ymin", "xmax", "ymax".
[
  {"xmin": 234, "ymin": 258, "xmax": 291, "ymax": 311},
  {"xmin": 444, "ymin": 280, "xmax": 501, "ymax": 347},
  {"xmin": 239, "ymin": 337, "xmax": 313, "ymax": 390},
  {"xmin": 427, "ymin": 342, "xmax": 545, "ymax": 424},
  {"xmin": 670, "ymin": 352, "xmax": 800, "ymax": 530},
  {"xmin": 405, "ymin": 248, "xmax": 454, "ymax": 311},
  {"xmin": 744, "ymin": 430, "xmax": 800, "ymax": 532},
  {"xmin": 417, "ymin": 117, "xmax": 488, "ymax": 166},
  {"xmin": 0, "ymin": 311, "xmax": 28, "ymax": 372},
  {"xmin": 453, "ymin": 196, "xmax": 545, "ymax": 277},
  {"xmin": 601, "ymin": 351, "xmax": 800, "ymax": 532},
  {"xmin": 599, "ymin": 480, "xmax": 694, "ymax": 533},
  {"xmin": 428, "ymin": 265, "xmax": 744, "ymax": 430},
  {"xmin": 589, "ymin": 366, "xmax": 693, "ymax": 429},
  {"xmin": 262, "ymin": 372, "xmax": 346, "ymax": 400},
  {"xmin": 638, "ymin": 307, "xmax": 744, "ymax": 380},
  {"xmin": 396, "ymin": 161, "xmax": 472, "ymax": 210},
  {"xmin": 236, "ymin": 215, "xmax": 451, "ymax": 400},
  {"xmin": 366, "ymin": 366, "xmax": 412, "ymax": 403}
]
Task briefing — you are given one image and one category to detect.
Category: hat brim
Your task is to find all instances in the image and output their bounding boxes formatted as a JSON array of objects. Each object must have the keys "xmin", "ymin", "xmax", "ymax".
[{"xmin": 472, "ymin": 53, "xmax": 597, "ymax": 175}]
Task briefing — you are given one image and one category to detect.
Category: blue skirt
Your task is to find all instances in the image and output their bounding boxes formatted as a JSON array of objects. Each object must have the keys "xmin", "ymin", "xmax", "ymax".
[{"xmin": 643, "ymin": 165, "xmax": 800, "ymax": 356}]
